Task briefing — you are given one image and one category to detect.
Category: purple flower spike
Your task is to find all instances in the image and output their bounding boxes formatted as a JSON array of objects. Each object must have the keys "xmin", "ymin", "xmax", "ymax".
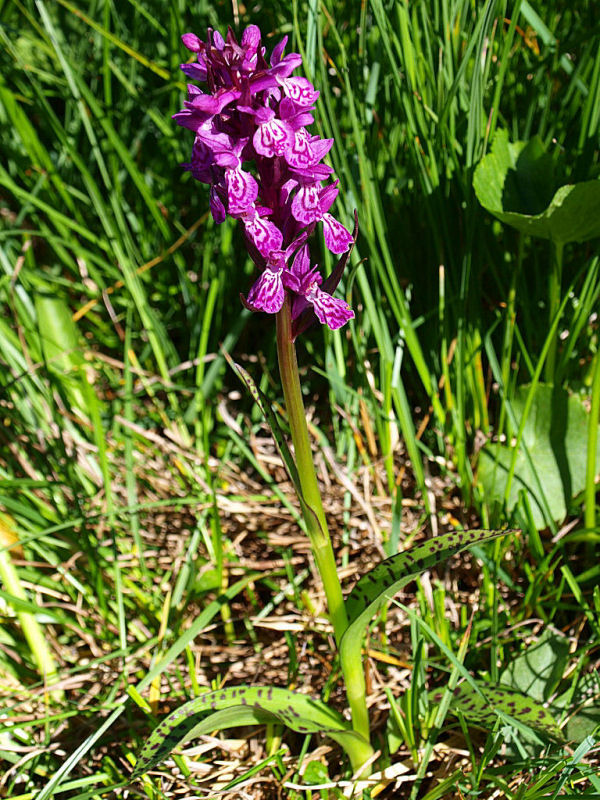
[{"xmin": 175, "ymin": 24, "xmax": 356, "ymax": 332}]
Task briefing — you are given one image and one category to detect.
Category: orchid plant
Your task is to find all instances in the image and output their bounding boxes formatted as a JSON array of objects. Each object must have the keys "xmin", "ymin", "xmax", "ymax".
[{"xmin": 130, "ymin": 25, "xmax": 553, "ymax": 786}]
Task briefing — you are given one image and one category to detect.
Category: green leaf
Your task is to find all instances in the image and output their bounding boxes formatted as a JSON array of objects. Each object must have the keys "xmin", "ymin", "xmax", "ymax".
[
  {"xmin": 340, "ymin": 529, "xmax": 508, "ymax": 664},
  {"xmin": 132, "ymin": 685, "xmax": 372, "ymax": 779},
  {"xmin": 301, "ymin": 760, "xmax": 331, "ymax": 785},
  {"xmin": 474, "ymin": 129, "xmax": 600, "ymax": 243},
  {"xmin": 224, "ymin": 356, "xmax": 326, "ymax": 537},
  {"xmin": 431, "ymin": 681, "xmax": 563, "ymax": 741},
  {"xmin": 224, "ymin": 355, "xmax": 302, "ymax": 495},
  {"xmin": 500, "ymin": 627, "xmax": 570, "ymax": 703},
  {"xmin": 35, "ymin": 291, "xmax": 87, "ymax": 414},
  {"xmin": 479, "ymin": 384, "xmax": 600, "ymax": 530},
  {"xmin": 552, "ymin": 672, "xmax": 600, "ymax": 743}
]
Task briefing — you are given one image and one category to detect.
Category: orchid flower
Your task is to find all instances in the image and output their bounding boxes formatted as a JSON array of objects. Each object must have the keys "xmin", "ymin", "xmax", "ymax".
[{"xmin": 175, "ymin": 25, "xmax": 355, "ymax": 333}]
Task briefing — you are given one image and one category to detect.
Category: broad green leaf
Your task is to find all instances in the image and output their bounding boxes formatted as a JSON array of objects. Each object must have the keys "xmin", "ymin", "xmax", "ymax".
[
  {"xmin": 479, "ymin": 384, "xmax": 600, "ymax": 529},
  {"xmin": 499, "ymin": 627, "xmax": 570, "ymax": 703},
  {"xmin": 474, "ymin": 129, "xmax": 600, "ymax": 243},
  {"xmin": 132, "ymin": 685, "xmax": 372, "ymax": 779},
  {"xmin": 552, "ymin": 671, "xmax": 600, "ymax": 743},
  {"xmin": 340, "ymin": 529, "xmax": 508, "ymax": 664},
  {"xmin": 431, "ymin": 681, "xmax": 563, "ymax": 741},
  {"xmin": 35, "ymin": 292, "xmax": 87, "ymax": 414},
  {"xmin": 301, "ymin": 760, "xmax": 332, "ymax": 786}
]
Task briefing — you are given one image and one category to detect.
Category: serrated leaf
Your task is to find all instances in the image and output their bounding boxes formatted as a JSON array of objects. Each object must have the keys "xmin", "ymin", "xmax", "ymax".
[
  {"xmin": 431, "ymin": 681, "xmax": 563, "ymax": 741},
  {"xmin": 474, "ymin": 129, "xmax": 600, "ymax": 243},
  {"xmin": 132, "ymin": 685, "xmax": 372, "ymax": 779},
  {"xmin": 340, "ymin": 530, "xmax": 508, "ymax": 666}
]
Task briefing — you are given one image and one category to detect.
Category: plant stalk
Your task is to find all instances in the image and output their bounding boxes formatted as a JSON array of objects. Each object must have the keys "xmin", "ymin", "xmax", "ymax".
[
  {"xmin": 276, "ymin": 297, "xmax": 372, "ymax": 752},
  {"xmin": 0, "ymin": 517, "xmax": 64, "ymax": 703},
  {"xmin": 545, "ymin": 239, "xmax": 564, "ymax": 383},
  {"xmin": 276, "ymin": 298, "xmax": 348, "ymax": 641},
  {"xmin": 584, "ymin": 348, "xmax": 600, "ymax": 535}
]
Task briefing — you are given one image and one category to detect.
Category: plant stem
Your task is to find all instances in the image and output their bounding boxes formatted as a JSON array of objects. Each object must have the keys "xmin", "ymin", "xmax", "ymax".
[
  {"xmin": 0, "ymin": 517, "xmax": 64, "ymax": 703},
  {"xmin": 545, "ymin": 239, "xmax": 564, "ymax": 384},
  {"xmin": 340, "ymin": 637, "xmax": 372, "ymax": 742},
  {"xmin": 499, "ymin": 232, "xmax": 523, "ymax": 439},
  {"xmin": 584, "ymin": 348, "xmax": 600, "ymax": 535},
  {"xmin": 276, "ymin": 298, "xmax": 348, "ymax": 642},
  {"xmin": 275, "ymin": 297, "xmax": 372, "ymax": 752}
]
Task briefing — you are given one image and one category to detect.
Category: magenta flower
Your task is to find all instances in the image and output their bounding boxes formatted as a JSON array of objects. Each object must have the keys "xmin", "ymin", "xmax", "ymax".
[
  {"xmin": 175, "ymin": 25, "xmax": 356, "ymax": 334},
  {"xmin": 289, "ymin": 244, "xmax": 353, "ymax": 330}
]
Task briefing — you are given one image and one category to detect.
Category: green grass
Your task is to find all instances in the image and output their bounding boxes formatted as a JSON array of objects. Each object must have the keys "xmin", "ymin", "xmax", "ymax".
[{"xmin": 1, "ymin": 0, "xmax": 599, "ymax": 797}]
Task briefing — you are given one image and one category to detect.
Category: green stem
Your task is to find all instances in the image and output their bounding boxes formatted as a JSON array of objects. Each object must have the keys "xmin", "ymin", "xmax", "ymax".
[
  {"xmin": 0, "ymin": 521, "xmax": 64, "ymax": 703},
  {"xmin": 340, "ymin": 636, "xmax": 372, "ymax": 743},
  {"xmin": 499, "ymin": 232, "xmax": 523, "ymax": 439},
  {"xmin": 545, "ymin": 240, "xmax": 564, "ymax": 384},
  {"xmin": 276, "ymin": 298, "xmax": 348, "ymax": 641},
  {"xmin": 275, "ymin": 298, "xmax": 373, "ymax": 754},
  {"xmin": 584, "ymin": 348, "xmax": 600, "ymax": 534}
]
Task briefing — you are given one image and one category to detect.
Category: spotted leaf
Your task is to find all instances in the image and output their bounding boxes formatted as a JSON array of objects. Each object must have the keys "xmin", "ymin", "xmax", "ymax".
[
  {"xmin": 132, "ymin": 685, "xmax": 372, "ymax": 779},
  {"xmin": 224, "ymin": 356, "xmax": 325, "ymax": 538},
  {"xmin": 225, "ymin": 356, "xmax": 301, "ymax": 494},
  {"xmin": 340, "ymin": 530, "xmax": 511, "ymax": 668},
  {"xmin": 430, "ymin": 681, "xmax": 563, "ymax": 741}
]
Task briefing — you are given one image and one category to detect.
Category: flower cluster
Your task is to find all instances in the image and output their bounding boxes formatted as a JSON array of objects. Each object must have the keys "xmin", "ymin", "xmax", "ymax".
[{"xmin": 174, "ymin": 25, "xmax": 355, "ymax": 333}]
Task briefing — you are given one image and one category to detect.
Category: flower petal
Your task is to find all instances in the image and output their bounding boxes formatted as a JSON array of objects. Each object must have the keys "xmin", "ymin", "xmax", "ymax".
[
  {"xmin": 180, "ymin": 63, "xmax": 208, "ymax": 81},
  {"xmin": 241, "ymin": 25, "xmax": 261, "ymax": 52},
  {"xmin": 183, "ymin": 137, "xmax": 214, "ymax": 183},
  {"xmin": 225, "ymin": 168, "xmax": 258, "ymax": 215},
  {"xmin": 270, "ymin": 53, "xmax": 303, "ymax": 78},
  {"xmin": 282, "ymin": 269, "xmax": 301, "ymax": 293},
  {"xmin": 270, "ymin": 36, "xmax": 288, "ymax": 66},
  {"xmin": 289, "ymin": 162, "xmax": 334, "ymax": 182},
  {"xmin": 280, "ymin": 76, "xmax": 319, "ymax": 107},
  {"xmin": 247, "ymin": 269, "xmax": 285, "ymax": 313},
  {"xmin": 209, "ymin": 187, "xmax": 226, "ymax": 223},
  {"xmin": 181, "ymin": 33, "xmax": 203, "ymax": 52},
  {"xmin": 285, "ymin": 128, "xmax": 313, "ymax": 169},
  {"xmin": 291, "ymin": 183, "xmax": 322, "ymax": 224},
  {"xmin": 322, "ymin": 213, "xmax": 353, "ymax": 254},
  {"xmin": 244, "ymin": 214, "xmax": 283, "ymax": 256},
  {"xmin": 253, "ymin": 118, "xmax": 294, "ymax": 158},
  {"xmin": 290, "ymin": 242, "xmax": 311, "ymax": 279},
  {"xmin": 307, "ymin": 285, "xmax": 354, "ymax": 330},
  {"xmin": 189, "ymin": 89, "xmax": 239, "ymax": 114}
]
